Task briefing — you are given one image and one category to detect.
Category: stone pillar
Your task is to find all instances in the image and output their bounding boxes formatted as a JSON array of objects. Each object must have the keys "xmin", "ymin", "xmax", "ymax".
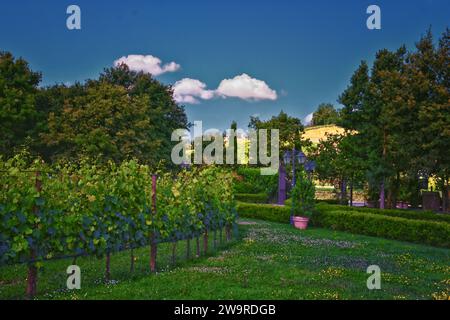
[{"xmin": 278, "ymin": 163, "xmax": 287, "ymax": 205}]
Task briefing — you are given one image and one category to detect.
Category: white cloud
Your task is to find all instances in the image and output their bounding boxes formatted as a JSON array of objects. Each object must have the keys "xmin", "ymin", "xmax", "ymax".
[
  {"xmin": 304, "ymin": 112, "xmax": 314, "ymax": 125},
  {"xmin": 114, "ymin": 54, "xmax": 180, "ymax": 76},
  {"xmin": 172, "ymin": 78, "xmax": 215, "ymax": 104},
  {"xmin": 171, "ymin": 73, "xmax": 277, "ymax": 105},
  {"xmin": 216, "ymin": 73, "xmax": 277, "ymax": 101}
]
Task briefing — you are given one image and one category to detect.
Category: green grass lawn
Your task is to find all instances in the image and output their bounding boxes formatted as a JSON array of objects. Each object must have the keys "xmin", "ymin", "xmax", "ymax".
[{"xmin": 1, "ymin": 219, "xmax": 449, "ymax": 300}]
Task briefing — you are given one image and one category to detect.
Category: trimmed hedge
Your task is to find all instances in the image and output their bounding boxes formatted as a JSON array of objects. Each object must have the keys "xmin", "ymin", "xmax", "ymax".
[
  {"xmin": 312, "ymin": 208, "xmax": 450, "ymax": 248},
  {"xmin": 316, "ymin": 203, "xmax": 450, "ymax": 224},
  {"xmin": 237, "ymin": 202, "xmax": 291, "ymax": 224},
  {"xmin": 235, "ymin": 193, "xmax": 269, "ymax": 204}
]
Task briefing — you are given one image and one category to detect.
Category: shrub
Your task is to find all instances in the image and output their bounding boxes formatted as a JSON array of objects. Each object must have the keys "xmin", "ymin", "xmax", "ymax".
[
  {"xmin": 289, "ymin": 174, "xmax": 315, "ymax": 217},
  {"xmin": 237, "ymin": 202, "xmax": 291, "ymax": 224},
  {"xmin": 235, "ymin": 193, "xmax": 268, "ymax": 204},
  {"xmin": 316, "ymin": 203, "xmax": 450, "ymax": 224},
  {"xmin": 233, "ymin": 167, "xmax": 278, "ymax": 198},
  {"xmin": 312, "ymin": 208, "xmax": 450, "ymax": 248}
]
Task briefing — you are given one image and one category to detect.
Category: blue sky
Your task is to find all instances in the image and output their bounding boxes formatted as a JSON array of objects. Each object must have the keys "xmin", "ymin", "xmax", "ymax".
[{"xmin": 1, "ymin": 0, "xmax": 448, "ymax": 131}]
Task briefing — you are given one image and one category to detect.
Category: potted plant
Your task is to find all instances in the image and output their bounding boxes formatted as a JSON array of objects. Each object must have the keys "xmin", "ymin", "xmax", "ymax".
[{"xmin": 290, "ymin": 172, "xmax": 316, "ymax": 230}]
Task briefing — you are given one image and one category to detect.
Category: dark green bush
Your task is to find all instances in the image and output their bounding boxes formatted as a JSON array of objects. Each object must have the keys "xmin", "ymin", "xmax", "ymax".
[
  {"xmin": 234, "ymin": 167, "xmax": 278, "ymax": 197},
  {"xmin": 316, "ymin": 203, "xmax": 450, "ymax": 224},
  {"xmin": 289, "ymin": 173, "xmax": 315, "ymax": 218},
  {"xmin": 237, "ymin": 202, "xmax": 291, "ymax": 224},
  {"xmin": 235, "ymin": 193, "xmax": 269, "ymax": 204},
  {"xmin": 312, "ymin": 208, "xmax": 450, "ymax": 248}
]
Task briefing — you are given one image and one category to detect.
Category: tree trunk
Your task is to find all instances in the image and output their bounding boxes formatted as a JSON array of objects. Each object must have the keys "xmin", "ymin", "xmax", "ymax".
[
  {"xmin": 26, "ymin": 261, "xmax": 37, "ymax": 299},
  {"xmin": 442, "ymin": 181, "xmax": 449, "ymax": 213},
  {"xmin": 387, "ymin": 187, "xmax": 393, "ymax": 209},
  {"xmin": 150, "ymin": 241, "xmax": 157, "ymax": 272},
  {"xmin": 340, "ymin": 178, "xmax": 347, "ymax": 205},
  {"xmin": 380, "ymin": 180, "xmax": 385, "ymax": 209},
  {"xmin": 349, "ymin": 179, "xmax": 354, "ymax": 207}
]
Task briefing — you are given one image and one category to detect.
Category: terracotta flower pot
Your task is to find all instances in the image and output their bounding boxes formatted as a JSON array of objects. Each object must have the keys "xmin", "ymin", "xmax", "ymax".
[{"xmin": 293, "ymin": 216, "xmax": 309, "ymax": 230}]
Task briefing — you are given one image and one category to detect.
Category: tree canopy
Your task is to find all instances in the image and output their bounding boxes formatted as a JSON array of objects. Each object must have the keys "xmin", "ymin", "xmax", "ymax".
[
  {"xmin": 0, "ymin": 52, "xmax": 41, "ymax": 157},
  {"xmin": 311, "ymin": 103, "xmax": 341, "ymax": 126},
  {"xmin": 0, "ymin": 57, "xmax": 189, "ymax": 168}
]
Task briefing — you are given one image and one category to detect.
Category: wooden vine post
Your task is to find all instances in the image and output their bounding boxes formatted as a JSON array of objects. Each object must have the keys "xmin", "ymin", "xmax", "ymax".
[
  {"xmin": 226, "ymin": 224, "xmax": 232, "ymax": 241},
  {"xmin": 105, "ymin": 252, "xmax": 111, "ymax": 281},
  {"xmin": 171, "ymin": 241, "xmax": 177, "ymax": 266},
  {"xmin": 186, "ymin": 238, "xmax": 190, "ymax": 259},
  {"xmin": 130, "ymin": 248, "xmax": 135, "ymax": 272},
  {"xmin": 150, "ymin": 174, "xmax": 157, "ymax": 273},
  {"xmin": 26, "ymin": 171, "xmax": 41, "ymax": 299},
  {"xmin": 196, "ymin": 236, "xmax": 200, "ymax": 258},
  {"xmin": 203, "ymin": 230, "xmax": 208, "ymax": 254}
]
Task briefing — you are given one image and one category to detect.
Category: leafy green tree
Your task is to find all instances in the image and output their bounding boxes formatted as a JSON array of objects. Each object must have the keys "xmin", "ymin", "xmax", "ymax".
[
  {"xmin": 39, "ymin": 64, "xmax": 188, "ymax": 167},
  {"xmin": 311, "ymin": 103, "xmax": 340, "ymax": 126},
  {"xmin": 34, "ymin": 82, "xmax": 87, "ymax": 160},
  {"xmin": 0, "ymin": 52, "xmax": 41, "ymax": 157},
  {"xmin": 98, "ymin": 64, "xmax": 189, "ymax": 167},
  {"xmin": 311, "ymin": 133, "xmax": 366, "ymax": 205},
  {"xmin": 249, "ymin": 110, "xmax": 307, "ymax": 152},
  {"xmin": 340, "ymin": 47, "xmax": 410, "ymax": 208},
  {"xmin": 42, "ymin": 82, "xmax": 161, "ymax": 164}
]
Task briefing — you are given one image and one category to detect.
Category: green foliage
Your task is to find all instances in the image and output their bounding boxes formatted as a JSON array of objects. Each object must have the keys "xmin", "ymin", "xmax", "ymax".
[
  {"xmin": 289, "ymin": 174, "xmax": 316, "ymax": 217},
  {"xmin": 249, "ymin": 110, "xmax": 308, "ymax": 152},
  {"xmin": 42, "ymin": 83, "xmax": 161, "ymax": 164},
  {"xmin": 311, "ymin": 133, "xmax": 365, "ymax": 188},
  {"xmin": 234, "ymin": 193, "xmax": 268, "ymax": 204},
  {"xmin": 311, "ymin": 103, "xmax": 340, "ymax": 126},
  {"xmin": 337, "ymin": 28, "xmax": 450, "ymax": 209},
  {"xmin": 233, "ymin": 167, "xmax": 278, "ymax": 197},
  {"xmin": 312, "ymin": 207, "xmax": 450, "ymax": 248},
  {"xmin": 0, "ymin": 155, "xmax": 236, "ymax": 266},
  {"xmin": 237, "ymin": 202, "xmax": 291, "ymax": 224},
  {"xmin": 0, "ymin": 56, "xmax": 188, "ymax": 168},
  {"xmin": 98, "ymin": 64, "xmax": 188, "ymax": 167},
  {"xmin": 0, "ymin": 52, "xmax": 41, "ymax": 157}
]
